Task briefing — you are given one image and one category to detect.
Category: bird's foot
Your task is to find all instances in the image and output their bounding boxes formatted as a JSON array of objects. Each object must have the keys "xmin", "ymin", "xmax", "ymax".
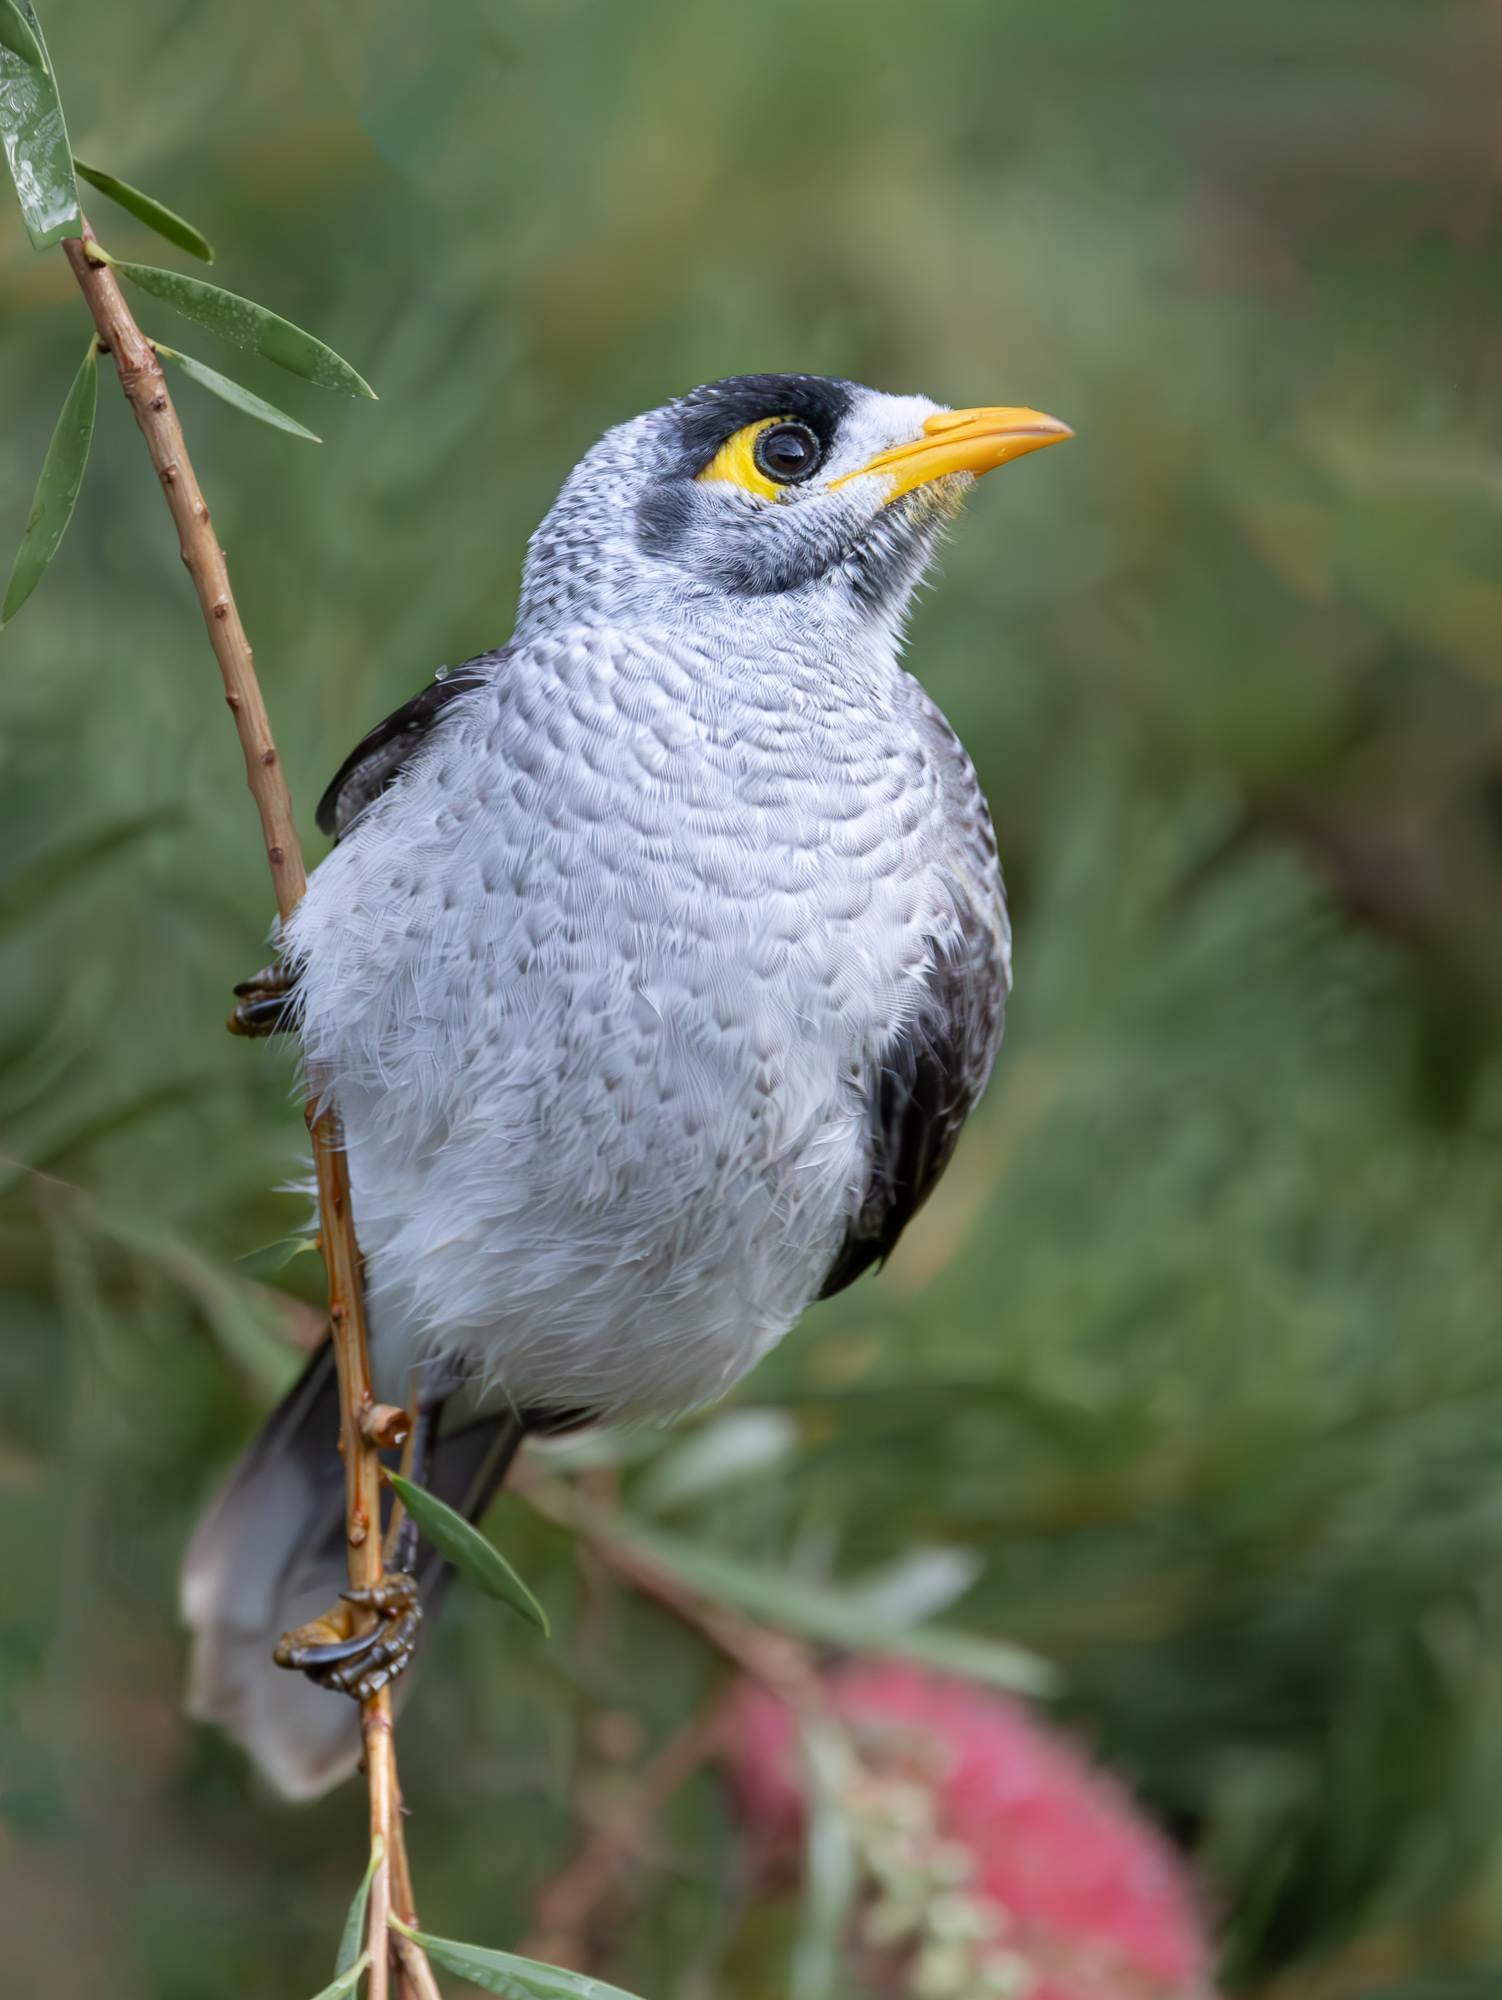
[
  {"xmin": 228, "ymin": 960, "xmax": 300, "ymax": 1037},
  {"xmin": 273, "ymin": 1572, "xmax": 421, "ymax": 1701}
]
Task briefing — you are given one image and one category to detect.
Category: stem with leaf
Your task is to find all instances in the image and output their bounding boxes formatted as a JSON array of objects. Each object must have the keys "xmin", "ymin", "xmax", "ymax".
[
  {"xmin": 0, "ymin": 10, "xmax": 560, "ymax": 1993},
  {"xmin": 58, "ymin": 217, "xmax": 426, "ymax": 2000}
]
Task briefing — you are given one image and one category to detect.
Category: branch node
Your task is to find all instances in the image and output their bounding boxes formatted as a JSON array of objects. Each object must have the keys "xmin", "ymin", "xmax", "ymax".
[
  {"xmin": 268, "ymin": 843, "xmax": 285, "ymax": 864},
  {"xmin": 261, "ymin": 745, "xmax": 277, "ymax": 766},
  {"xmin": 212, "ymin": 597, "xmax": 230, "ymax": 620},
  {"xmin": 226, "ymin": 691, "xmax": 242, "ymax": 711},
  {"xmin": 362, "ymin": 1404, "xmax": 413, "ymax": 1450}
]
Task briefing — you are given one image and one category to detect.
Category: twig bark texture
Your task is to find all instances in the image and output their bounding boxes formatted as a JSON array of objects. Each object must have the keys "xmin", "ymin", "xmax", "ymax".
[{"xmin": 61, "ymin": 222, "xmax": 423, "ymax": 2000}]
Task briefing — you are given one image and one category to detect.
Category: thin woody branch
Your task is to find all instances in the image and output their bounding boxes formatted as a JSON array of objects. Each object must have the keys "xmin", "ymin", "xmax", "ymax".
[
  {"xmin": 62, "ymin": 226, "xmax": 304, "ymax": 916},
  {"xmin": 60, "ymin": 219, "xmax": 426, "ymax": 2000},
  {"xmin": 514, "ymin": 1463, "xmax": 828, "ymax": 1709},
  {"xmin": 514, "ymin": 1466, "xmax": 839, "ymax": 1970},
  {"xmin": 524, "ymin": 1697, "xmax": 729, "ymax": 1968}
]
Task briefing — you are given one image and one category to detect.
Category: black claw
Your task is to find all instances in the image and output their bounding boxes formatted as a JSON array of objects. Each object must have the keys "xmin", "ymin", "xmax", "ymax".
[
  {"xmin": 279, "ymin": 1629, "xmax": 378, "ymax": 1671},
  {"xmin": 231, "ymin": 995, "xmax": 298, "ymax": 1034},
  {"xmin": 271, "ymin": 1396, "xmax": 450, "ymax": 1700},
  {"xmin": 274, "ymin": 1571, "xmax": 421, "ymax": 1700},
  {"xmin": 228, "ymin": 960, "xmax": 301, "ymax": 1038}
]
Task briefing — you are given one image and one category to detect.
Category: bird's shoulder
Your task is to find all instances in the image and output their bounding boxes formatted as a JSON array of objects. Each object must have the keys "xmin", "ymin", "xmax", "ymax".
[{"xmin": 316, "ymin": 648, "xmax": 512, "ymax": 844}]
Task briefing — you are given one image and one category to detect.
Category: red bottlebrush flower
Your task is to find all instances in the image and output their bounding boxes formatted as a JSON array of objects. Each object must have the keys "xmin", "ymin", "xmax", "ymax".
[{"xmin": 718, "ymin": 1660, "xmax": 1215, "ymax": 2000}]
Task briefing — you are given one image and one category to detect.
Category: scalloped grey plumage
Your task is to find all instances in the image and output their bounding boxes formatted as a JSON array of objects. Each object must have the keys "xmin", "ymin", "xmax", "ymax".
[
  {"xmin": 183, "ymin": 374, "xmax": 1016, "ymax": 1796},
  {"xmin": 292, "ymin": 374, "xmax": 1011, "ymax": 1419}
]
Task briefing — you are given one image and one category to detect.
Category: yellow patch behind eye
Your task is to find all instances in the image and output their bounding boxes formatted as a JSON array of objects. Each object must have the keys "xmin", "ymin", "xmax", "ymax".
[{"xmin": 695, "ymin": 416, "xmax": 795, "ymax": 502}]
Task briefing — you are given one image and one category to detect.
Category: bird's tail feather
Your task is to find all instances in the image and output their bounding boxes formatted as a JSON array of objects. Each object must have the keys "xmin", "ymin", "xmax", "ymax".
[{"xmin": 180, "ymin": 1341, "xmax": 523, "ymax": 1801}]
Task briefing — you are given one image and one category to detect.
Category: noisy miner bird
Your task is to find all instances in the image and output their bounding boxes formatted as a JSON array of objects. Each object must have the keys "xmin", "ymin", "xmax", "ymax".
[{"xmin": 182, "ymin": 373, "xmax": 1071, "ymax": 1799}]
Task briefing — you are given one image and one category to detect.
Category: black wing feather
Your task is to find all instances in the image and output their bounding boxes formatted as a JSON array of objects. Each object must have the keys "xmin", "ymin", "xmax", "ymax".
[
  {"xmin": 819, "ymin": 938, "xmax": 1005, "ymax": 1299},
  {"xmin": 315, "ymin": 650, "xmax": 508, "ymax": 842}
]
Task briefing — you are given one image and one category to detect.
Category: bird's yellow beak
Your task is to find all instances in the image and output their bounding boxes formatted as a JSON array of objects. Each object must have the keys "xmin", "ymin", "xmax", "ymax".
[{"xmin": 836, "ymin": 406, "xmax": 1073, "ymax": 502}]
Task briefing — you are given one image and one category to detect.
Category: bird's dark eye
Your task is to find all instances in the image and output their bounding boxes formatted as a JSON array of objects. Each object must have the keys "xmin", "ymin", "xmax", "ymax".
[{"xmin": 753, "ymin": 421, "xmax": 821, "ymax": 485}]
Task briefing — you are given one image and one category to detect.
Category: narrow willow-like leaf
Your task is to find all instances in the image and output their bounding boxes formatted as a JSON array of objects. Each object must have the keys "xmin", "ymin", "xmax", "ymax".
[
  {"xmin": 386, "ymin": 1471, "xmax": 550, "ymax": 1635},
  {"xmin": 882, "ymin": 1623, "xmax": 1063, "ymax": 1689},
  {"xmin": 390, "ymin": 1919, "xmax": 647, "ymax": 2000},
  {"xmin": 307, "ymin": 1952, "xmax": 369, "ymax": 2000},
  {"xmin": 636, "ymin": 1408, "xmax": 796, "ymax": 1511},
  {"xmin": 0, "ymin": 2, "xmax": 80, "ymax": 249},
  {"xmin": 73, "ymin": 157, "xmax": 213, "ymax": 261},
  {"xmin": 235, "ymin": 1232, "xmax": 322, "ymax": 1282},
  {"xmin": 841, "ymin": 1543, "xmax": 984, "ymax": 1627},
  {"xmin": 0, "ymin": 0, "xmax": 42, "ymax": 69},
  {"xmin": 335, "ymin": 1836, "xmax": 384, "ymax": 1978},
  {"xmin": 156, "ymin": 344, "xmax": 321, "ymax": 442},
  {"xmin": 612, "ymin": 1518, "xmax": 1058, "ymax": 1695},
  {"xmin": 112, "ymin": 259, "xmax": 375, "ymax": 397},
  {"xmin": 2, "ymin": 337, "xmax": 95, "ymax": 626}
]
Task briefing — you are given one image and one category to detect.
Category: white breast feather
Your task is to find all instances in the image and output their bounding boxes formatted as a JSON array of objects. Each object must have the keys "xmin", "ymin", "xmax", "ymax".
[{"xmin": 286, "ymin": 622, "xmax": 1006, "ymax": 1420}]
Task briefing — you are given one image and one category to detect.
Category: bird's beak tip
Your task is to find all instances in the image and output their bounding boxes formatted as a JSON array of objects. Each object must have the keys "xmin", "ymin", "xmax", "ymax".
[{"xmin": 926, "ymin": 405, "xmax": 1075, "ymax": 449}]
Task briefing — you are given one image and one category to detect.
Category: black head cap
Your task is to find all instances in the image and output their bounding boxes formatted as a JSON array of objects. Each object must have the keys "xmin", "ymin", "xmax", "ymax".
[{"xmin": 667, "ymin": 374, "xmax": 856, "ymax": 474}]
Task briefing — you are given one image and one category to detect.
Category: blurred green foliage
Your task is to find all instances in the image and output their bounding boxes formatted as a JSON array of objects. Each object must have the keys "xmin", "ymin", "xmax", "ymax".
[{"xmin": 4, "ymin": 1, "xmax": 1502, "ymax": 1995}]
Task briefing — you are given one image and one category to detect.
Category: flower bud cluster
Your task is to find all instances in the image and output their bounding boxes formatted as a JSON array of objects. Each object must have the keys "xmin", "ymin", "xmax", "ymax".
[
  {"xmin": 719, "ymin": 1661, "xmax": 1214, "ymax": 2000},
  {"xmin": 837, "ymin": 1745, "xmax": 1039, "ymax": 2000}
]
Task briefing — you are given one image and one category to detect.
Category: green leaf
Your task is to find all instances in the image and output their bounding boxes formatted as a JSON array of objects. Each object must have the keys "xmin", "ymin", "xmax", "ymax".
[
  {"xmin": 156, "ymin": 343, "xmax": 321, "ymax": 441},
  {"xmin": 307, "ymin": 1951, "xmax": 369, "ymax": 2000},
  {"xmin": 2, "ymin": 336, "xmax": 95, "ymax": 626},
  {"xmin": 882, "ymin": 1623, "xmax": 1063, "ymax": 1688},
  {"xmin": 839, "ymin": 1543, "xmax": 984, "ymax": 1626},
  {"xmin": 111, "ymin": 260, "xmax": 375, "ymax": 397},
  {"xmin": 235, "ymin": 1231, "xmax": 322, "ymax": 1282},
  {"xmin": 389, "ymin": 1919, "xmax": 647, "ymax": 2000},
  {"xmin": 385, "ymin": 1471, "xmax": 550, "ymax": 1635},
  {"xmin": 611, "ymin": 1518, "xmax": 1059, "ymax": 1696},
  {"xmin": 72, "ymin": 157, "xmax": 213, "ymax": 261},
  {"xmin": 0, "ymin": 0, "xmax": 42, "ymax": 69},
  {"xmin": 636, "ymin": 1408, "xmax": 797, "ymax": 1511},
  {"xmin": 0, "ymin": 2, "xmax": 80, "ymax": 248},
  {"xmin": 336, "ymin": 1836, "xmax": 384, "ymax": 1978}
]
